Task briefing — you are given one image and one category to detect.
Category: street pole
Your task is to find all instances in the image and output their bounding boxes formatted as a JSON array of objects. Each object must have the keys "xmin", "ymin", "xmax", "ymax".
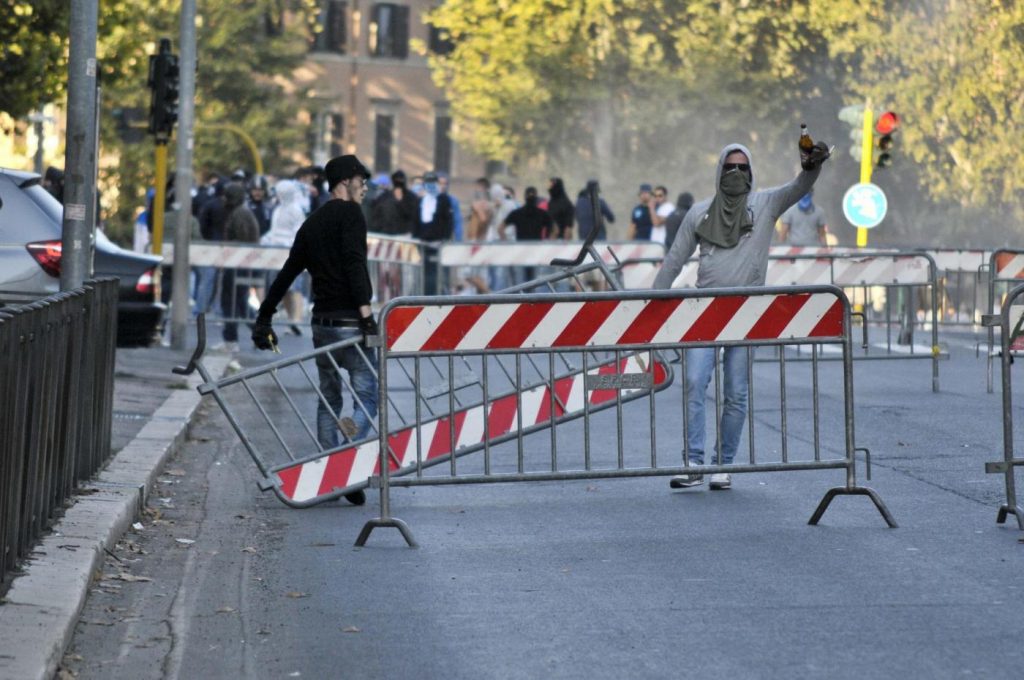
[
  {"xmin": 856, "ymin": 102, "xmax": 874, "ymax": 248},
  {"xmin": 172, "ymin": 0, "xmax": 197, "ymax": 350},
  {"xmin": 60, "ymin": 0, "xmax": 98, "ymax": 291}
]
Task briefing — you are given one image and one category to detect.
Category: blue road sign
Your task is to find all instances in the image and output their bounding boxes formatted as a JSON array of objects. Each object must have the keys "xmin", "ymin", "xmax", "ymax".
[{"xmin": 842, "ymin": 182, "xmax": 888, "ymax": 229}]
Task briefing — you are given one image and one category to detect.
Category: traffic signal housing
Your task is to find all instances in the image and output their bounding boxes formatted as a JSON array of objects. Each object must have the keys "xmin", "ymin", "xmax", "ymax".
[
  {"xmin": 147, "ymin": 38, "xmax": 180, "ymax": 138},
  {"xmin": 874, "ymin": 111, "xmax": 900, "ymax": 169},
  {"xmin": 838, "ymin": 104, "xmax": 866, "ymax": 161}
]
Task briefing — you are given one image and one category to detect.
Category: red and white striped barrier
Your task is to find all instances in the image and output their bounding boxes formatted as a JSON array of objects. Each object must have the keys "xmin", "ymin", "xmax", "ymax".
[
  {"xmin": 273, "ymin": 355, "xmax": 668, "ymax": 503},
  {"xmin": 995, "ymin": 252, "xmax": 1024, "ymax": 280},
  {"xmin": 439, "ymin": 241, "xmax": 664, "ymax": 267},
  {"xmin": 383, "ymin": 292, "xmax": 844, "ymax": 353},
  {"xmin": 161, "ymin": 235, "xmax": 422, "ymax": 268}
]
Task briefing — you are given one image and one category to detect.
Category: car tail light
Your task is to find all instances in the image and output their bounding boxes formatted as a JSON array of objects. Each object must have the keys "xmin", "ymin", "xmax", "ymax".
[
  {"xmin": 136, "ymin": 268, "xmax": 157, "ymax": 295},
  {"xmin": 26, "ymin": 240, "xmax": 63, "ymax": 278}
]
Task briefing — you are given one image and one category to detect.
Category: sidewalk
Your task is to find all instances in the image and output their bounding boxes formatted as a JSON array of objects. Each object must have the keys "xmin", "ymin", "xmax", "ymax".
[{"xmin": 0, "ymin": 346, "xmax": 230, "ymax": 680}]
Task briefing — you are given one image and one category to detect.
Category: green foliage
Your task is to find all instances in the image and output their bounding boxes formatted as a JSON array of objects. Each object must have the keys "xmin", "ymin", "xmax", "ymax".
[
  {"xmin": 429, "ymin": 0, "xmax": 1024, "ymax": 239},
  {"xmin": 0, "ymin": 1, "xmax": 69, "ymax": 120}
]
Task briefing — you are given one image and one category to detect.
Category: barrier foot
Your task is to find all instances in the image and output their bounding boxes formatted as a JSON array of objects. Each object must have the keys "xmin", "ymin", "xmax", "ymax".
[
  {"xmin": 354, "ymin": 517, "xmax": 418, "ymax": 548},
  {"xmin": 808, "ymin": 486, "xmax": 898, "ymax": 528},
  {"xmin": 995, "ymin": 504, "xmax": 1024, "ymax": 530}
]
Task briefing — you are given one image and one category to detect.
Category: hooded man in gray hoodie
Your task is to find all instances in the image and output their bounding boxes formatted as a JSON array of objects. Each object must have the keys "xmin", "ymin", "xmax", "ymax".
[{"xmin": 654, "ymin": 139, "xmax": 830, "ymax": 491}]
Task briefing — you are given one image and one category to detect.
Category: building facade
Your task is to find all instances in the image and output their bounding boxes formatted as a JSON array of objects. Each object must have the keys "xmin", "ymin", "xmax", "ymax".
[{"xmin": 300, "ymin": 0, "xmax": 486, "ymax": 195}]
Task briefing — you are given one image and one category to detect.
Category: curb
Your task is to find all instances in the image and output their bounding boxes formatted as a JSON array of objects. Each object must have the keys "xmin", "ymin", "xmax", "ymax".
[{"xmin": 0, "ymin": 354, "xmax": 230, "ymax": 680}]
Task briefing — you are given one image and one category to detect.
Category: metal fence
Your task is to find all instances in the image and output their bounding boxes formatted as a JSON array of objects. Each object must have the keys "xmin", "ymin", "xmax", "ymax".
[
  {"xmin": 986, "ymin": 249, "xmax": 1024, "ymax": 392},
  {"xmin": 0, "ymin": 279, "xmax": 118, "ymax": 587},
  {"xmin": 982, "ymin": 283, "xmax": 1024, "ymax": 530},
  {"xmin": 357, "ymin": 282, "xmax": 896, "ymax": 547}
]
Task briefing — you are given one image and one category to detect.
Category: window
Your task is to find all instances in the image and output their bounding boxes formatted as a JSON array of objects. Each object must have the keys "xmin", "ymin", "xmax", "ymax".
[
  {"xmin": 374, "ymin": 114, "xmax": 394, "ymax": 172},
  {"xmin": 369, "ymin": 4, "xmax": 409, "ymax": 59},
  {"xmin": 433, "ymin": 114, "xmax": 452, "ymax": 174},
  {"xmin": 329, "ymin": 113, "xmax": 344, "ymax": 157},
  {"xmin": 428, "ymin": 23, "xmax": 454, "ymax": 55},
  {"xmin": 312, "ymin": 0, "xmax": 347, "ymax": 54}
]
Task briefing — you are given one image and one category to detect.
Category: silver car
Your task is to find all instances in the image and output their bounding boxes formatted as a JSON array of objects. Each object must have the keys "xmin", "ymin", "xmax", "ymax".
[{"xmin": 0, "ymin": 167, "xmax": 166, "ymax": 346}]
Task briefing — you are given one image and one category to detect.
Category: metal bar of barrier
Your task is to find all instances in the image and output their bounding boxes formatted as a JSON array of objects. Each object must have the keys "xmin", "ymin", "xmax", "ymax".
[
  {"xmin": 983, "ymin": 283, "xmax": 1024, "ymax": 529},
  {"xmin": 358, "ymin": 284, "xmax": 896, "ymax": 548},
  {"xmin": 986, "ymin": 248, "xmax": 1024, "ymax": 392}
]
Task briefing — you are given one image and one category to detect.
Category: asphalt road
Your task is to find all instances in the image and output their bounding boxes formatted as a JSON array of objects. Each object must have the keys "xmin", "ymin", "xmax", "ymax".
[{"xmin": 61, "ymin": 331, "xmax": 1024, "ymax": 679}]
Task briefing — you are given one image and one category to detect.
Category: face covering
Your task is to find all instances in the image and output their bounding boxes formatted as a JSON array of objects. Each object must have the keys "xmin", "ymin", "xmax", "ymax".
[
  {"xmin": 695, "ymin": 168, "xmax": 753, "ymax": 248},
  {"xmin": 424, "ymin": 182, "xmax": 439, "ymax": 197},
  {"xmin": 798, "ymin": 194, "xmax": 813, "ymax": 211}
]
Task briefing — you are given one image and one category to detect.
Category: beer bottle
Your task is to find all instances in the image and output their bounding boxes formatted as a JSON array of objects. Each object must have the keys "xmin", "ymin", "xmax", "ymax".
[{"xmin": 799, "ymin": 123, "xmax": 814, "ymax": 153}]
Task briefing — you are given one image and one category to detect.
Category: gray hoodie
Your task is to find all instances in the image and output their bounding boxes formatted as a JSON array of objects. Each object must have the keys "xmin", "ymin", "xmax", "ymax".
[{"xmin": 653, "ymin": 143, "xmax": 820, "ymax": 289}]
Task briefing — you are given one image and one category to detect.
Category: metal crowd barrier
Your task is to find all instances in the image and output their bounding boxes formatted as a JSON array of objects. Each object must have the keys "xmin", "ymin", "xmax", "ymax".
[
  {"xmin": 0, "ymin": 279, "xmax": 117, "ymax": 586},
  {"xmin": 920, "ymin": 248, "xmax": 990, "ymax": 328},
  {"xmin": 986, "ymin": 248, "xmax": 1024, "ymax": 392},
  {"xmin": 623, "ymin": 249, "xmax": 944, "ymax": 391},
  {"xmin": 357, "ymin": 283, "xmax": 896, "ymax": 547},
  {"xmin": 161, "ymin": 234, "xmax": 425, "ymax": 326},
  {"xmin": 982, "ymin": 284, "xmax": 1024, "ymax": 530},
  {"xmin": 438, "ymin": 240, "xmax": 665, "ymax": 294}
]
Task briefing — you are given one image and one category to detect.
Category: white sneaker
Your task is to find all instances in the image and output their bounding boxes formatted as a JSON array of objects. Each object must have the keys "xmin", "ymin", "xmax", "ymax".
[{"xmin": 709, "ymin": 473, "xmax": 731, "ymax": 490}]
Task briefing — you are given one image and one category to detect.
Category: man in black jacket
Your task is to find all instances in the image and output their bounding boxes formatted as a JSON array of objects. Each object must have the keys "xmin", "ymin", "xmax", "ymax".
[
  {"xmin": 251, "ymin": 155, "xmax": 377, "ymax": 505},
  {"xmin": 415, "ymin": 171, "xmax": 454, "ymax": 294}
]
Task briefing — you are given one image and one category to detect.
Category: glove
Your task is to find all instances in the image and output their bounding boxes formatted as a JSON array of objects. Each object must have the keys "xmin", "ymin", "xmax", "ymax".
[
  {"xmin": 251, "ymin": 319, "xmax": 278, "ymax": 351},
  {"xmin": 801, "ymin": 141, "xmax": 832, "ymax": 171},
  {"xmin": 358, "ymin": 314, "xmax": 379, "ymax": 340}
]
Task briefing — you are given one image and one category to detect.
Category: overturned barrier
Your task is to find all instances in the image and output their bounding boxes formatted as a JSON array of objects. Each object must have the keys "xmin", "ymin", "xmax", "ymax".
[
  {"xmin": 357, "ymin": 283, "xmax": 896, "ymax": 548},
  {"xmin": 982, "ymin": 283, "xmax": 1024, "ymax": 530}
]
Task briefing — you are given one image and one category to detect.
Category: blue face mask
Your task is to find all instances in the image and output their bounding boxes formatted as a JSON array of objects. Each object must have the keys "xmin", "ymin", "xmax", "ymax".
[
  {"xmin": 798, "ymin": 195, "xmax": 813, "ymax": 211},
  {"xmin": 424, "ymin": 182, "xmax": 439, "ymax": 196}
]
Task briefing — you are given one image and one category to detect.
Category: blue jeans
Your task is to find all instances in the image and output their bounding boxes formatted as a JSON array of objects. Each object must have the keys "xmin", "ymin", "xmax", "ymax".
[
  {"xmin": 193, "ymin": 266, "xmax": 219, "ymax": 316},
  {"xmin": 684, "ymin": 346, "xmax": 750, "ymax": 465},
  {"xmin": 312, "ymin": 325, "xmax": 379, "ymax": 449}
]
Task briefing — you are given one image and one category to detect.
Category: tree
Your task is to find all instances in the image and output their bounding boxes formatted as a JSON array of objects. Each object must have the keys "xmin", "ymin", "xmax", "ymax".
[{"xmin": 0, "ymin": 1, "xmax": 68, "ymax": 121}]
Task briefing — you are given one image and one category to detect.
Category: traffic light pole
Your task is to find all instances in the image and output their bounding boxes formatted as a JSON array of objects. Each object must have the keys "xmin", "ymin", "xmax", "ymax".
[
  {"xmin": 151, "ymin": 140, "xmax": 169, "ymax": 255},
  {"xmin": 857, "ymin": 104, "xmax": 874, "ymax": 248}
]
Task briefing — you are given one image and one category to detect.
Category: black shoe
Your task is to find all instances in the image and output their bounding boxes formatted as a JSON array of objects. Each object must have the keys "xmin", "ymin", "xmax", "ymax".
[
  {"xmin": 289, "ymin": 324, "xmax": 303, "ymax": 336},
  {"xmin": 344, "ymin": 490, "xmax": 366, "ymax": 505},
  {"xmin": 670, "ymin": 473, "xmax": 704, "ymax": 489}
]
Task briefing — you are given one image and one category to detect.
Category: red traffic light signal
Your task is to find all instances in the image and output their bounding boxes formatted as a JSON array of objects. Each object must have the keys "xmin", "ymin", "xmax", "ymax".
[{"xmin": 875, "ymin": 111, "xmax": 900, "ymax": 136}]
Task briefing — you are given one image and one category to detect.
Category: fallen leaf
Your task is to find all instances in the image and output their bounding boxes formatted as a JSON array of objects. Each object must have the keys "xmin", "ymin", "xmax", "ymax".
[
  {"xmin": 113, "ymin": 573, "xmax": 152, "ymax": 583},
  {"xmin": 131, "ymin": 522, "xmax": 144, "ymax": 531},
  {"xmin": 241, "ymin": 547, "xmax": 257, "ymax": 554},
  {"xmin": 310, "ymin": 542, "xmax": 335, "ymax": 547},
  {"xmin": 342, "ymin": 626, "xmax": 361, "ymax": 633},
  {"xmin": 166, "ymin": 469, "xmax": 187, "ymax": 476},
  {"xmin": 216, "ymin": 606, "xmax": 236, "ymax": 614},
  {"xmin": 285, "ymin": 591, "xmax": 309, "ymax": 599},
  {"xmin": 57, "ymin": 668, "xmax": 77, "ymax": 679},
  {"xmin": 175, "ymin": 538, "xmax": 195, "ymax": 545}
]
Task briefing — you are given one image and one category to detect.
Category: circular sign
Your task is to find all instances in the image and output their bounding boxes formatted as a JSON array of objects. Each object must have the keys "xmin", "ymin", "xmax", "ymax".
[{"xmin": 842, "ymin": 182, "xmax": 888, "ymax": 229}]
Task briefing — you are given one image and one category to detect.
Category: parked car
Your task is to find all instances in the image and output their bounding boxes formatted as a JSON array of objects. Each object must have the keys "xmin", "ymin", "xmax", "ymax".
[{"xmin": 0, "ymin": 168, "xmax": 166, "ymax": 347}]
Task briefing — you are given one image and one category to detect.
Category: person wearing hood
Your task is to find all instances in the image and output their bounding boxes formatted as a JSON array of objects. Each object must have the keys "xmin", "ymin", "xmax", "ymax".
[
  {"xmin": 575, "ymin": 180, "xmax": 615, "ymax": 241},
  {"xmin": 217, "ymin": 183, "xmax": 262, "ymax": 351},
  {"xmin": 501, "ymin": 186, "xmax": 553, "ymax": 285},
  {"xmin": 779, "ymin": 189, "xmax": 829, "ymax": 246},
  {"xmin": 415, "ymin": 171, "xmax": 454, "ymax": 294},
  {"xmin": 663, "ymin": 192, "xmax": 694, "ymax": 251},
  {"xmin": 654, "ymin": 138, "xmax": 831, "ymax": 491},
  {"xmin": 261, "ymin": 179, "xmax": 309, "ymax": 335},
  {"xmin": 547, "ymin": 177, "xmax": 574, "ymax": 240}
]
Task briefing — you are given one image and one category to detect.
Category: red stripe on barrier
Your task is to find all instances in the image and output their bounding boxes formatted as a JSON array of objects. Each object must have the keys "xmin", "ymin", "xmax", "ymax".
[
  {"xmin": 488, "ymin": 302, "xmax": 555, "ymax": 349},
  {"xmin": 553, "ymin": 374, "xmax": 575, "ymax": 417},
  {"xmin": 317, "ymin": 449, "xmax": 358, "ymax": 495},
  {"xmin": 535, "ymin": 386, "xmax": 554, "ymax": 423},
  {"xmin": 681, "ymin": 295, "xmax": 747, "ymax": 342},
  {"xmin": 553, "ymin": 300, "xmax": 619, "ymax": 347},
  {"xmin": 617, "ymin": 298, "xmax": 683, "ymax": 345},
  {"xmin": 810, "ymin": 299, "xmax": 845, "ymax": 337},
  {"xmin": 386, "ymin": 307, "xmax": 424, "ymax": 348},
  {"xmin": 746, "ymin": 294, "xmax": 811, "ymax": 339},
  {"xmin": 388, "ymin": 428, "xmax": 414, "ymax": 470},
  {"xmin": 487, "ymin": 393, "xmax": 519, "ymax": 436},
  {"xmin": 428, "ymin": 417, "xmax": 454, "ymax": 459},
  {"xmin": 421, "ymin": 304, "xmax": 490, "ymax": 351},
  {"xmin": 277, "ymin": 465, "xmax": 301, "ymax": 499}
]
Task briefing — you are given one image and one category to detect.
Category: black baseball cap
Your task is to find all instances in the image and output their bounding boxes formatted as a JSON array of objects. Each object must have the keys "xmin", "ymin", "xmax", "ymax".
[{"xmin": 325, "ymin": 155, "xmax": 370, "ymax": 190}]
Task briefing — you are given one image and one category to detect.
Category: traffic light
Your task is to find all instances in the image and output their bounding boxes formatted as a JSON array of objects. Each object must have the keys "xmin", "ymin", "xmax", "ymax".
[
  {"xmin": 874, "ymin": 110, "xmax": 900, "ymax": 169},
  {"xmin": 838, "ymin": 104, "xmax": 865, "ymax": 161},
  {"xmin": 147, "ymin": 38, "xmax": 180, "ymax": 138}
]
